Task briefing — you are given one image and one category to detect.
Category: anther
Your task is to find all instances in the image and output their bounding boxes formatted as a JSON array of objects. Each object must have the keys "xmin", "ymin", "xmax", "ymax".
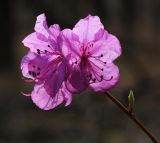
[
  {"xmin": 29, "ymin": 71, "xmax": 32, "ymax": 75},
  {"xmin": 33, "ymin": 65, "xmax": 36, "ymax": 68},
  {"xmin": 48, "ymin": 45, "xmax": 50, "ymax": 47},
  {"xmin": 100, "ymin": 75, "xmax": 103, "ymax": 79},
  {"xmin": 37, "ymin": 72, "xmax": 40, "ymax": 76},
  {"xmin": 32, "ymin": 72, "xmax": 36, "ymax": 77},
  {"xmin": 100, "ymin": 54, "xmax": 103, "ymax": 57},
  {"xmin": 101, "ymin": 68, "xmax": 104, "ymax": 71},
  {"xmin": 93, "ymin": 78, "xmax": 96, "ymax": 82},
  {"xmin": 44, "ymin": 50, "xmax": 48, "ymax": 53},
  {"xmin": 37, "ymin": 49, "xmax": 40, "ymax": 54}
]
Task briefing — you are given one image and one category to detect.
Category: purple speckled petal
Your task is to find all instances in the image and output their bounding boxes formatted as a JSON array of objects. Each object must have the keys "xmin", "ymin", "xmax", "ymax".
[
  {"xmin": 21, "ymin": 13, "xmax": 73, "ymax": 110},
  {"xmin": 21, "ymin": 52, "xmax": 49, "ymax": 79},
  {"xmin": 22, "ymin": 14, "xmax": 61, "ymax": 53},
  {"xmin": 22, "ymin": 32, "xmax": 53, "ymax": 53}
]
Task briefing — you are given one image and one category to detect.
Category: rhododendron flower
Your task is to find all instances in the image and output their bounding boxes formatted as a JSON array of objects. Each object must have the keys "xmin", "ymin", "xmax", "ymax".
[
  {"xmin": 21, "ymin": 14, "xmax": 72, "ymax": 110},
  {"xmin": 21, "ymin": 14, "xmax": 121, "ymax": 110},
  {"xmin": 61, "ymin": 15, "xmax": 121, "ymax": 93}
]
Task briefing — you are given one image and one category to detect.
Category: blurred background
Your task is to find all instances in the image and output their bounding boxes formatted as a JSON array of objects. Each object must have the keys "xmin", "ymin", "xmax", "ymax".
[{"xmin": 0, "ymin": 0, "xmax": 160, "ymax": 143}]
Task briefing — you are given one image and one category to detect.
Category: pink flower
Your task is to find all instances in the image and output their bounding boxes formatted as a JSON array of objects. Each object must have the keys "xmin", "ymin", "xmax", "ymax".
[
  {"xmin": 21, "ymin": 14, "xmax": 122, "ymax": 110},
  {"xmin": 21, "ymin": 14, "xmax": 72, "ymax": 110},
  {"xmin": 61, "ymin": 15, "xmax": 121, "ymax": 93}
]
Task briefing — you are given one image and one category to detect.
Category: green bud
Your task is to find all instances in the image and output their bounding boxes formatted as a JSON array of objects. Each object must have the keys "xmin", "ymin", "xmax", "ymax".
[{"xmin": 128, "ymin": 90, "xmax": 135, "ymax": 113}]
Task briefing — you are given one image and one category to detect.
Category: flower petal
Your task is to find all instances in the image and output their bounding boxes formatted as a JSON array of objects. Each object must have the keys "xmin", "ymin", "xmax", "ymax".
[
  {"xmin": 22, "ymin": 32, "xmax": 53, "ymax": 53},
  {"xmin": 49, "ymin": 24, "xmax": 61, "ymax": 41},
  {"xmin": 34, "ymin": 13, "xmax": 50, "ymax": 40},
  {"xmin": 20, "ymin": 52, "xmax": 49, "ymax": 79},
  {"xmin": 61, "ymin": 83, "xmax": 72, "ymax": 106},
  {"xmin": 31, "ymin": 84, "xmax": 64, "ymax": 110},
  {"xmin": 66, "ymin": 66, "xmax": 88, "ymax": 93},
  {"xmin": 60, "ymin": 29, "xmax": 81, "ymax": 57},
  {"xmin": 90, "ymin": 34, "xmax": 122, "ymax": 63},
  {"xmin": 94, "ymin": 29, "xmax": 109, "ymax": 42},
  {"xmin": 73, "ymin": 15, "xmax": 104, "ymax": 43},
  {"xmin": 44, "ymin": 62, "xmax": 65, "ymax": 96},
  {"xmin": 89, "ymin": 63, "xmax": 120, "ymax": 92},
  {"xmin": 23, "ymin": 14, "xmax": 61, "ymax": 53}
]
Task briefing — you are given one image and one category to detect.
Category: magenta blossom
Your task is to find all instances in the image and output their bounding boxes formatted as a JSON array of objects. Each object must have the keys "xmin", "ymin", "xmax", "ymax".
[
  {"xmin": 21, "ymin": 14, "xmax": 72, "ymax": 110},
  {"xmin": 61, "ymin": 15, "xmax": 121, "ymax": 93}
]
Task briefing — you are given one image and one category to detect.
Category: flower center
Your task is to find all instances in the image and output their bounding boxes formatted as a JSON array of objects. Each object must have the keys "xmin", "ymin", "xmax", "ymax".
[
  {"xmin": 81, "ymin": 54, "xmax": 88, "ymax": 67},
  {"xmin": 71, "ymin": 41, "xmax": 113, "ymax": 83}
]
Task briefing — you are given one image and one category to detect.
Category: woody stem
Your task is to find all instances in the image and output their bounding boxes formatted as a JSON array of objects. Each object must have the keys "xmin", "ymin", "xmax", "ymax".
[{"xmin": 104, "ymin": 91, "xmax": 159, "ymax": 143}]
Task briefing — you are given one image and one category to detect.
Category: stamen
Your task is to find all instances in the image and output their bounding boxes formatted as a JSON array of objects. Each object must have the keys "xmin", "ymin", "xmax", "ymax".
[
  {"xmin": 93, "ymin": 78, "xmax": 96, "ymax": 82},
  {"xmin": 22, "ymin": 77, "xmax": 34, "ymax": 83},
  {"xmin": 32, "ymin": 72, "xmax": 36, "ymax": 77},
  {"xmin": 104, "ymin": 76, "xmax": 113, "ymax": 81},
  {"xmin": 21, "ymin": 92, "xmax": 31, "ymax": 96},
  {"xmin": 72, "ymin": 57, "xmax": 81, "ymax": 66},
  {"xmin": 87, "ymin": 63, "xmax": 104, "ymax": 82},
  {"xmin": 28, "ymin": 71, "xmax": 32, "ymax": 75},
  {"xmin": 89, "ymin": 60, "xmax": 102, "ymax": 71},
  {"xmin": 89, "ymin": 56, "xmax": 106, "ymax": 65},
  {"xmin": 37, "ymin": 49, "xmax": 40, "ymax": 54},
  {"xmin": 37, "ymin": 72, "xmax": 40, "ymax": 76},
  {"xmin": 86, "ymin": 73, "xmax": 92, "ymax": 80},
  {"xmin": 87, "ymin": 42, "xmax": 93, "ymax": 48},
  {"xmin": 37, "ymin": 49, "xmax": 50, "ymax": 55}
]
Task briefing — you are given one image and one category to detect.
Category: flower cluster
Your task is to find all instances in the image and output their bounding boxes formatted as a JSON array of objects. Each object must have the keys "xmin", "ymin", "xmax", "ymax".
[{"xmin": 21, "ymin": 14, "xmax": 121, "ymax": 110}]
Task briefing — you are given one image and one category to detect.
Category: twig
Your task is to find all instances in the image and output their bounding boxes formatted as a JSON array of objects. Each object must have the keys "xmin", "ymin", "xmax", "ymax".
[{"xmin": 104, "ymin": 91, "xmax": 159, "ymax": 143}]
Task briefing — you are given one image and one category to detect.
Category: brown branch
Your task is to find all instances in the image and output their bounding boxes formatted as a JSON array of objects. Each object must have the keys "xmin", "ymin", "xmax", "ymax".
[{"xmin": 104, "ymin": 91, "xmax": 159, "ymax": 143}]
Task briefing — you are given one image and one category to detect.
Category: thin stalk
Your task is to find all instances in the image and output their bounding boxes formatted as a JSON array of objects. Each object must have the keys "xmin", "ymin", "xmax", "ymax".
[{"xmin": 104, "ymin": 91, "xmax": 159, "ymax": 143}]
